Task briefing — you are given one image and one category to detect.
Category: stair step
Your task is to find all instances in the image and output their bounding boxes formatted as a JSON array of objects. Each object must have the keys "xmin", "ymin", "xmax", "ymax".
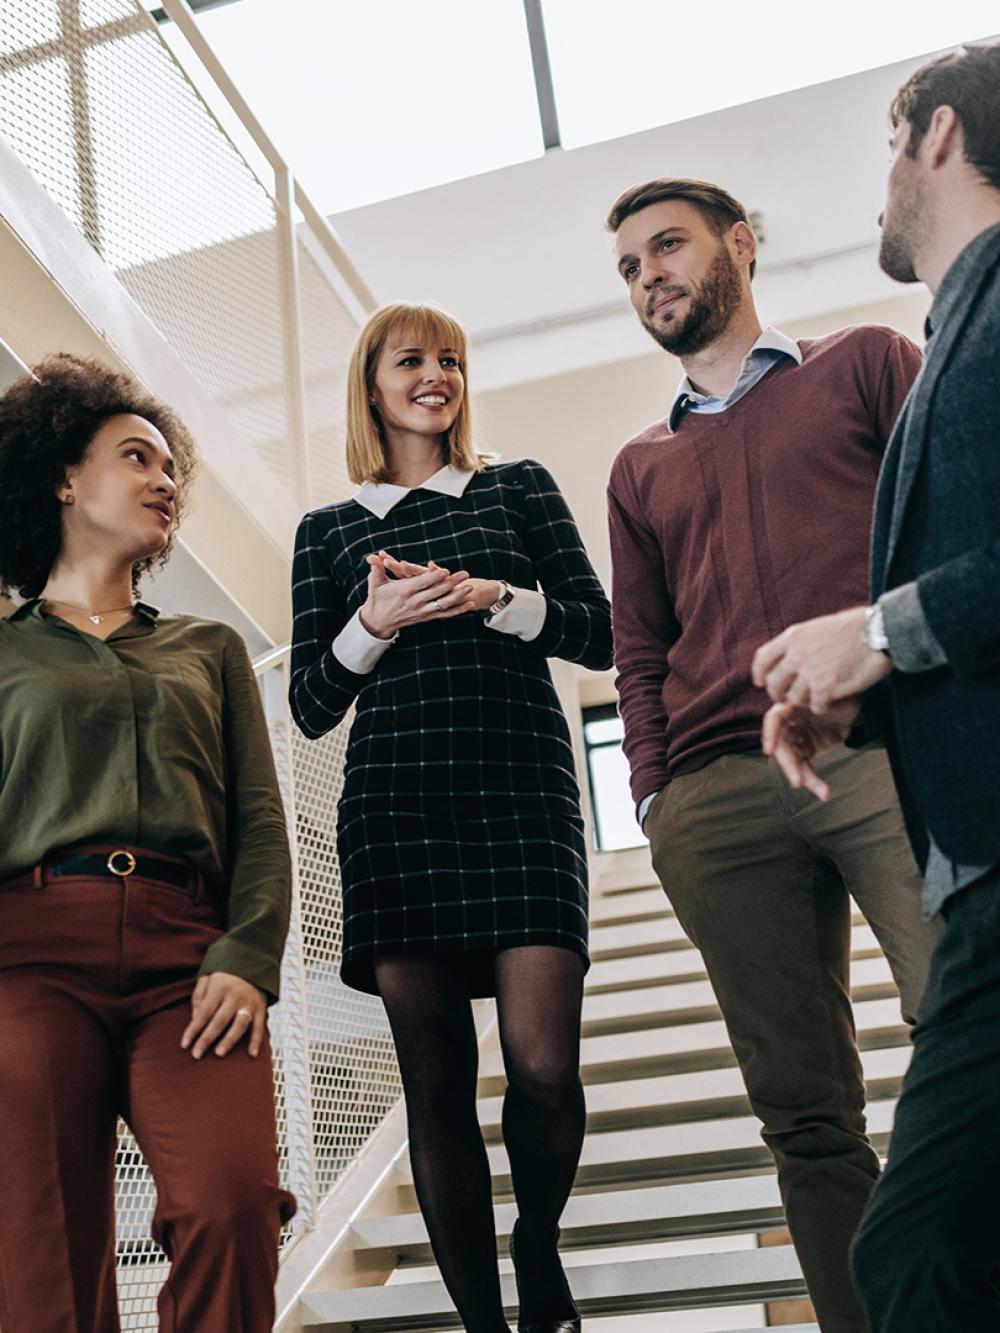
[
  {"xmin": 587, "ymin": 926, "xmax": 884, "ymax": 993},
  {"xmin": 582, "ymin": 955, "xmax": 897, "ymax": 1034},
  {"xmin": 352, "ymin": 1174, "xmax": 790, "ymax": 1260},
  {"xmin": 589, "ymin": 918, "xmax": 876, "ymax": 963},
  {"xmin": 476, "ymin": 1043, "xmax": 910, "ymax": 1137},
  {"xmin": 725, "ymin": 1327, "xmax": 818, "ymax": 1333},
  {"xmin": 591, "ymin": 886, "xmax": 673, "ymax": 925},
  {"xmin": 479, "ymin": 996, "xmax": 909, "ymax": 1089},
  {"xmin": 395, "ymin": 1098, "xmax": 896, "ymax": 1191},
  {"xmin": 300, "ymin": 1244, "xmax": 806, "ymax": 1329},
  {"xmin": 592, "ymin": 851, "xmax": 659, "ymax": 897}
]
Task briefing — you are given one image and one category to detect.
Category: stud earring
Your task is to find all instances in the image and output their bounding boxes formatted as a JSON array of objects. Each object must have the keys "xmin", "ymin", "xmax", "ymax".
[{"xmin": 63, "ymin": 495, "xmax": 75, "ymax": 506}]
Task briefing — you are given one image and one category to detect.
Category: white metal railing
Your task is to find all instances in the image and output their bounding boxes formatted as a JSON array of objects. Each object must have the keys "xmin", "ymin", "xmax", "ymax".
[
  {"xmin": 0, "ymin": 7, "xmax": 404, "ymax": 1320},
  {"xmin": 0, "ymin": 0, "xmax": 374, "ymax": 511},
  {"xmin": 252, "ymin": 646, "xmax": 403, "ymax": 1250},
  {"xmin": 157, "ymin": 0, "xmax": 375, "ymax": 507}
]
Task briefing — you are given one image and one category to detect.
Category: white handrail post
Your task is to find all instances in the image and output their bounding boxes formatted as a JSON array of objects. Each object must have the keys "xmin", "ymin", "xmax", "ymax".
[
  {"xmin": 157, "ymin": 0, "xmax": 376, "ymax": 321},
  {"xmin": 275, "ymin": 163, "xmax": 312, "ymax": 508},
  {"xmin": 259, "ymin": 659, "xmax": 318, "ymax": 1228}
]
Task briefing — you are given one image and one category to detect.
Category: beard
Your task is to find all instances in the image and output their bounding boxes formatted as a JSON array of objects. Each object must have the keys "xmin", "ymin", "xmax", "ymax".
[
  {"xmin": 880, "ymin": 218, "xmax": 922, "ymax": 283},
  {"xmin": 878, "ymin": 172, "xmax": 931, "ymax": 285},
  {"xmin": 640, "ymin": 243, "xmax": 744, "ymax": 356}
]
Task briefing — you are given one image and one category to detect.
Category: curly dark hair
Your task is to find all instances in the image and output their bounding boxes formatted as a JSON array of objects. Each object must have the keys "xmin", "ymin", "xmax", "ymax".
[{"xmin": 0, "ymin": 353, "xmax": 198, "ymax": 598}]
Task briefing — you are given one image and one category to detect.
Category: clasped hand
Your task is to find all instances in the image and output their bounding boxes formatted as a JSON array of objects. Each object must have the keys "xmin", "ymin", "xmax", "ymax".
[
  {"xmin": 750, "ymin": 605, "xmax": 893, "ymax": 801},
  {"xmin": 360, "ymin": 550, "xmax": 501, "ymax": 638}
]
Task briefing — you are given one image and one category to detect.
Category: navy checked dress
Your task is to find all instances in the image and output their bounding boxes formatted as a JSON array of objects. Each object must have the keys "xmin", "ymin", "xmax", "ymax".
[{"xmin": 289, "ymin": 459, "xmax": 612, "ymax": 995}]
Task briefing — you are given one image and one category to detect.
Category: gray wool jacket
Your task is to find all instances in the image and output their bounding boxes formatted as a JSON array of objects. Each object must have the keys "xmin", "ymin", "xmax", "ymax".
[{"xmin": 866, "ymin": 221, "xmax": 1000, "ymax": 875}]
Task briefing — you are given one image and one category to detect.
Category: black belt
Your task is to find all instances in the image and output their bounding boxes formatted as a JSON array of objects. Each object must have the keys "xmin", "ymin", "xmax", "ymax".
[{"xmin": 46, "ymin": 850, "xmax": 191, "ymax": 889}]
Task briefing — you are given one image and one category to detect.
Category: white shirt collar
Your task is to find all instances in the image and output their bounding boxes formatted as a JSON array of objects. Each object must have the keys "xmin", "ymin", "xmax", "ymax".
[
  {"xmin": 668, "ymin": 325, "xmax": 803, "ymax": 431},
  {"xmin": 353, "ymin": 464, "xmax": 476, "ymax": 519}
]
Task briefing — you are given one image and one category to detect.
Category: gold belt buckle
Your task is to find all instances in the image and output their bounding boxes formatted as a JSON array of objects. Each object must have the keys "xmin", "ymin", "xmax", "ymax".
[{"xmin": 107, "ymin": 849, "xmax": 137, "ymax": 878}]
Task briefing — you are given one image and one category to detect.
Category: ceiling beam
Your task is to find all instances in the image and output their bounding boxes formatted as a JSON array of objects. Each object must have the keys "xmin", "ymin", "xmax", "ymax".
[
  {"xmin": 523, "ymin": 0, "xmax": 561, "ymax": 150},
  {"xmin": 151, "ymin": 0, "xmax": 244, "ymax": 22}
]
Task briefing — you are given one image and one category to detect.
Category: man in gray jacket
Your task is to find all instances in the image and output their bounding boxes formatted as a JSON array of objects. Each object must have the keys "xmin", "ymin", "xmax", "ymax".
[{"xmin": 753, "ymin": 40, "xmax": 1000, "ymax": 1331}]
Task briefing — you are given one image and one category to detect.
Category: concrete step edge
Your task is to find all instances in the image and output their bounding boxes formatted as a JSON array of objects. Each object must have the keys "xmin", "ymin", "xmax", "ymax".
[{"xmin": 300, "ymin": 1245, "xmax": 805, "ymax": 1329}]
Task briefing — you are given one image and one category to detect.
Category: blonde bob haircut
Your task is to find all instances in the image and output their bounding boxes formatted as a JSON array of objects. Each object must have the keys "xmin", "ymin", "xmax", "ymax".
[{"xmin": 345, "ymin": 302, "xmax": 484, "ymax": 485}]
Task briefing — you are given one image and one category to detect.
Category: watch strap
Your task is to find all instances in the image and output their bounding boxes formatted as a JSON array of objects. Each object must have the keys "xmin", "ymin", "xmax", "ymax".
[
  {"xmin": 862, "ymin": 602, "xmax": 890, "ymax": 654},
  {"xmin": 485, "ymin": 579, "xmax": 514, "ymax": 621}
]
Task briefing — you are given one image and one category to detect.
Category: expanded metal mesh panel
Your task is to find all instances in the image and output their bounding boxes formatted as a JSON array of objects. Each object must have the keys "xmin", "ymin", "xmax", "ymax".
[
  {"xmin": 83, "ymin": 9, "xmax": 294, "ymax": 489},
  {"xmin": 291, "ymin": 717, "xmax": 403, "ymax": 1199},
  {"xmin": 0, "ymin": 0, "xmax": 361, "ymax": 501},
  {"xmin": 298, "ymin": 239, "xmax": 357, "ymax": 508},
  {"xmin": 1, "ymin": 7, "xmax": 379, "ymax": 1320},
  {"xmin": 0, "ymin": 43, "xmax": 83, "ymax": 231},
  {"xmin": 119, "ymin": 227, "xmax": 295, "ymax": 490}
]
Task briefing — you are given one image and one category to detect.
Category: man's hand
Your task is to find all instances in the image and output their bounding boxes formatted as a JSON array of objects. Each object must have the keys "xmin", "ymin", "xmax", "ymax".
[
  {"xmin": 752, "ymin": 606, "xmax": 893, "ymax": 712},
  {"xmin": 761, "ymin": 698, "xmax": 862, "ymax": 800},
  {"xmin": 181, "ymin": 972, "xmax": 268, "ymax": 1059}
]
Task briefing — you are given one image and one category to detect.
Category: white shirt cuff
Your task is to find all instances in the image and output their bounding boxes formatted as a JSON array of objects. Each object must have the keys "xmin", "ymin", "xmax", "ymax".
[
  {"xmin": 332, "ymin": 608, "xmax": 397, "ymax": 674},
  {"xmin": 638, "ymin": 792, "xmax": 656, "ymax": 830},
  {"xmin": 485, "ymin": 586, "xmax": 546, "ymax": 641}
]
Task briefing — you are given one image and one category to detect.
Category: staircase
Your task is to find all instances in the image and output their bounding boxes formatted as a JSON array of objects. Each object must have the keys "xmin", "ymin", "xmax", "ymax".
[{"xmin": 292, "ymin": 844, "xmax": 912, "ymax": 1332}]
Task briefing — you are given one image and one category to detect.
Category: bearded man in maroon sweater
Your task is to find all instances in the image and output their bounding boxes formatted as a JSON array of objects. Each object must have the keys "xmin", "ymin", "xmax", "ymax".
[{"xmin": 605, "ymin": 177, "xmax": 940, "ymax": 1333}]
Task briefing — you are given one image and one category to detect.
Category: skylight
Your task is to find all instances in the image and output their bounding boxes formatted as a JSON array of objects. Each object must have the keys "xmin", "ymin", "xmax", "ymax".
[
  {"xmin": 177, "ymin": 0, "xmax": 544, "ymax": 214},
  {"xmin": 540, "ymin": 0, "xmax": 1000, "ymax": 150}
]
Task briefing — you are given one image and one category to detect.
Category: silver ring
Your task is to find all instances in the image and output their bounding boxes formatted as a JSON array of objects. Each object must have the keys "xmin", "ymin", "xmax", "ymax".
[
  {"xmin": 236, "ymin": 1007, "xmax": 253, "ymax": 1021},
  {"xmin": 430, "ymin": 598, "xmax": 441, "ymax": 611}
]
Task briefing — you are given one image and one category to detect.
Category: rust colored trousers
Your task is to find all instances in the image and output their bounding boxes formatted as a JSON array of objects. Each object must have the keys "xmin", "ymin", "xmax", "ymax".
[{"xmin": 0, "ymin": 849, "xmax": 296, "ymax": 1333}]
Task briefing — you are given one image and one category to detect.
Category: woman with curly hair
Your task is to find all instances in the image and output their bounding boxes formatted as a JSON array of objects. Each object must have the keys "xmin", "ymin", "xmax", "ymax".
[
  {"xmin": 0, "ymin": 354, "xmax": 295, "ymax": 1333},
  {"xmin": 290, "ymin": 304, "xmax": 612, "ymax": 1333}
]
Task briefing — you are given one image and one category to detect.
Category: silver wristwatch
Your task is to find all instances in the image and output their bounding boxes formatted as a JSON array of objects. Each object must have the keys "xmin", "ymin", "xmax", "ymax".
[
  {"xmin": 861, "ymin": 602, "xmax": 890, "ymax": 654},
  {"xmin": 485, "ymin": 579, "xmax": 514, "ymax": 621}
]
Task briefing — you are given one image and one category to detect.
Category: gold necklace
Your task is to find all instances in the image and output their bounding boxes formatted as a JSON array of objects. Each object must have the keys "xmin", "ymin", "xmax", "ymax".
[{"xmin": 44, "ymin": 598, "xmax": 135, "ymax": 626}]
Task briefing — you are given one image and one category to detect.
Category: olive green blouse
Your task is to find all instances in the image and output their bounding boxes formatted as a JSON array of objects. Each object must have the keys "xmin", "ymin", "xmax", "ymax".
[{"xmin": 0, "ymin": 600, "xmax": 291, "ymax": 999}]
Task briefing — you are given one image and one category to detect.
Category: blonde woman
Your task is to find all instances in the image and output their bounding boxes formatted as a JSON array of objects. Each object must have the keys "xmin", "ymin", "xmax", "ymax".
[{"xmin": 290, "ymin": 303, "xmax": 611, "ymax": 1333}]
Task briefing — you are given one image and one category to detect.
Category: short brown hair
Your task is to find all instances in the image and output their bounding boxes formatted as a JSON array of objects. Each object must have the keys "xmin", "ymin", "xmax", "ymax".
[
  {"xmin": 0, "ymin": 354, "xmax": 197, "ymax": 598},
  {"xmin": 345, "ymin": 302, "xmax": 484, "ymax": 486},
  {"xmin": 606, "ymin": 177, "xmax": 756, "ymax": 279},
  {"xmin": 890, "ymin": 41, "xmax": 1000, "ymax": 191}
]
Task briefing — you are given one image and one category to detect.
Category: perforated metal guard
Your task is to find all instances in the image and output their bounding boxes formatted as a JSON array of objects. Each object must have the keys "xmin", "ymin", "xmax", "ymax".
[
  {"xmin": 0, "ymin": 0, "xmax": 363, "ymax": 509},
  {"xmin": 0, "ymin": 4, "xmax": 399, "ymax": 1325}
]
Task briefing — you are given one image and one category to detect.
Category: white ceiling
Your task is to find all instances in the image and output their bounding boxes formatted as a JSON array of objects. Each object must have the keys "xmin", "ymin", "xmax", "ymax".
[{"xmin": 328, "ymin": 41, "xmax": 997, "ymax": 390}]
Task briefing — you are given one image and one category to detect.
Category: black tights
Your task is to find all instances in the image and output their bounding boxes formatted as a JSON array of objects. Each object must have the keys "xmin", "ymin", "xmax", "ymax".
[{"xmin": 375, "ymin": 946, "xmax": 586, "ymax": 1333}]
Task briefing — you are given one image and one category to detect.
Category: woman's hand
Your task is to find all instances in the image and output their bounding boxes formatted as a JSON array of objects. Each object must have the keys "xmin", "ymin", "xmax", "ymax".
[
  {"xmin": 181, "ymin": 972, "xmax": 268, "ymax": 1059},
  {"xmin": 360, "ymin": 552, "xmax": 477, "ymax": 638},
  {"xmin": 377, "ymin": 551, "xmax": 500, "ymax": 615}
]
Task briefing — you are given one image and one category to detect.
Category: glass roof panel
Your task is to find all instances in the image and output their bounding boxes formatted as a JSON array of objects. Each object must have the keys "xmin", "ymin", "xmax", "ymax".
[
  {"xmin": 542, "ymin": 0, "xmax": 1000, "ymax": 149},
  {"xmin": 174, "ymin": 0, "xmax": 544, "ymax": 214}
]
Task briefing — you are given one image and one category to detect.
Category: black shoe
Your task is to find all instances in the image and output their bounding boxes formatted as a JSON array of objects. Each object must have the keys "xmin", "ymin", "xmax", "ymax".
[{"xmin": 509, "ymin": 1220, "xmax": 581, "ymax": 1333}]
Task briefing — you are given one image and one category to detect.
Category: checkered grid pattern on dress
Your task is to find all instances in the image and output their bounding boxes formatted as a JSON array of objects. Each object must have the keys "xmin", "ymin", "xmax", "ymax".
[{"xmin": 289, "ymin": 459, "xmax": 612, "ymax": 993}]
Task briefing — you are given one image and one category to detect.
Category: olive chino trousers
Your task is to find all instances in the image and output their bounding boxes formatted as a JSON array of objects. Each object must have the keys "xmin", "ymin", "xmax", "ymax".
[
  {"xmin": 645, "ymin": 743, "xmax": 940, "ymax": 1333},
  {"xmin": 0, "ymin": 853, "xmax": 295, "ymax": 1333}
]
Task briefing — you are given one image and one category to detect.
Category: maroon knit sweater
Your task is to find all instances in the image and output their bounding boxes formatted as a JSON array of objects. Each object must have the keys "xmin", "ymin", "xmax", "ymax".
[{"xmin": 607, "ymin": 324, "xmax": 922, "ymax": 807}]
